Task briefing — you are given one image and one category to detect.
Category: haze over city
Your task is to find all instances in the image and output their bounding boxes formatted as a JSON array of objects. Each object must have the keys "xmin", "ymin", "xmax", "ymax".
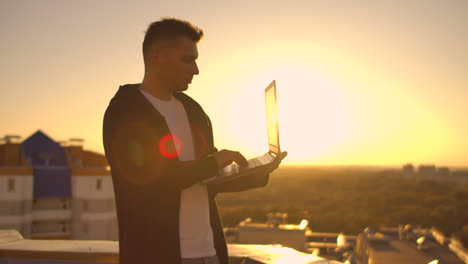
[{"xmin": 1, "ymin": 0, "xmax": 466, "ymax": 167}]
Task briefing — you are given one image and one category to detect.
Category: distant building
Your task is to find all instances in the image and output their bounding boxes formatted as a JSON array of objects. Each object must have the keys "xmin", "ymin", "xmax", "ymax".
[
  {"xmin": 452, "ymin": 170, "xmax": 468, "ymax": 178},
  {"xmin": 233, "ymin": 213, "xmax": 309, "ymax": 251},
  {"xmin": 225, "ymin": 212, "xmax": 355, "ymax": 261},
  {"xmin": 402, "ymin": 163, "xmax": 414, "ymax": 175},
  {"xmin": 418, "ymin": 164, "xmax": 437, "ymax": 177},
  {"xmin": 306, "ymin": 231, "xmax": 356, "ymax": 261},
  {"xmin": 405, "ymin": 164, "xmax": 453, "ymax": 178},
  {"xmin": 353, "ymin": 225, "xmax": 467, "ymax": 264},
  {"xmin": 437, "ymin": 167, "xmax": 451, "ymax": 177},
  {"xmin": 0, "ymin": 130, "xmax": 116, "ymax": 240}
]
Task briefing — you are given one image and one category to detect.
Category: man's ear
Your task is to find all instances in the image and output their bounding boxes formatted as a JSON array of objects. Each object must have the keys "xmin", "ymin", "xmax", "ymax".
[{"xmin": 150, "ymin": 48, "xmax": 163, "ymax": 67}]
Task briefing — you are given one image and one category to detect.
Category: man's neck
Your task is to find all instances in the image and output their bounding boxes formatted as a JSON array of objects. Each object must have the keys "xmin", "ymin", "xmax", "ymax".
[{"xmin": 140, "ymin": 75, "xmax": 173, "ymax": 101}]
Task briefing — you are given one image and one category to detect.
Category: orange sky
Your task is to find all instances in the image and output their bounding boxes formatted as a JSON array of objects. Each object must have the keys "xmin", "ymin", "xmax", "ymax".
[{"xmin": 1, "ymin": 0, "xmax": 466, "ymax": 167}]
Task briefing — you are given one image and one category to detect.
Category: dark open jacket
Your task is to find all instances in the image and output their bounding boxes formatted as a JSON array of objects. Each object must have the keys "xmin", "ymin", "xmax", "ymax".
[{"xmin": 103, "ymin": 84, "xmax": 269, "ymax": 264}]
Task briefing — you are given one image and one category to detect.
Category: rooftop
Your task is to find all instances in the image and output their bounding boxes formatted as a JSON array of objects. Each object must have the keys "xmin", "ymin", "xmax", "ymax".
[
  {"xmin": 359, "ymin": 227, "xmax": 467, "ymax": 264},
  {"xmin": 0, "ymin": 230, "xmax": 344, "ymax": 264}
]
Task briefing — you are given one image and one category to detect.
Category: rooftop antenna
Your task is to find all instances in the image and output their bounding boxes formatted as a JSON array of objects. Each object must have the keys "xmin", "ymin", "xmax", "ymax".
[
  {"xmin": 68, "ymin": 138, "xmax": 84, "ymax": 147},
  {"xmin": 4, "ymin": 135, "xmax": 21, "ymax": 143}
]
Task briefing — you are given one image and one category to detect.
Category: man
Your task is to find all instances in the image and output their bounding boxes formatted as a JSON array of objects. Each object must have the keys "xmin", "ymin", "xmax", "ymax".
[{"xmin": 103, "ymin": 18, "xmax": 286, "ymax": 264}]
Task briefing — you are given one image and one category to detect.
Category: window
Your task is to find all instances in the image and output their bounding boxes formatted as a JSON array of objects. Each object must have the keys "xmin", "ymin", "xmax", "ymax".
[
  {"xmin": 8, "ymin": 178, "xmax": 15, "ymax": 192},
  {"xmin": 96, "ymin": 178, "xmax": 102, "ymax": 190},
  {"xmin": 61, "ymin": 221, "xmax": 68, "ymax": 232},
  {"xmin": 61, "ymin": 198, "xmax": 69, "ymax": 209}
]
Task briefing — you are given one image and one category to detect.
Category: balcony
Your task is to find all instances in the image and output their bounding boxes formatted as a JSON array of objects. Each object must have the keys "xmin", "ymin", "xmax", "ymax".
[{"xmin": 32, "ymin": 209, "xmax": 72, "ymax": 221}]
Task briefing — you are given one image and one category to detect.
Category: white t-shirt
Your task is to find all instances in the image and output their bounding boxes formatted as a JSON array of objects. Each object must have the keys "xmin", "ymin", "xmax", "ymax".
[{"xmin": 140, "ymin": 89, "xmax": 216, "ymax": 258}]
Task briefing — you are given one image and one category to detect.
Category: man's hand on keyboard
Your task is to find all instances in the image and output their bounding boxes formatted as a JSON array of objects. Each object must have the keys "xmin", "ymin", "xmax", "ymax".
[
  {"xmin": 251, "ymin": 151, "xmax": 287, "ymax": 176},
  {"xmin": 213, "ymin": 149, "xmax": 248, "ymax": 169}
]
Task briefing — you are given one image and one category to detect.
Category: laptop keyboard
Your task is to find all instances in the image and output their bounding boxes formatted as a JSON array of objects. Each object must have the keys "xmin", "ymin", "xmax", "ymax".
[
  {"xmin": 221, "ymin": 154, "xmax": 275, "ymax": 176},
  {"xmin": 248, "ymin": 158, "xmax": 262, "ymax": 167}
]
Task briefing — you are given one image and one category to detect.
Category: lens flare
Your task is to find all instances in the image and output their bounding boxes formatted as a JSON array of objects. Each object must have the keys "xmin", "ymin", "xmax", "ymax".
[
  {"xmin": 159, "ymin": 134, "xmax": 182, "ymax": 158},
  {"xmin": 109, "ymin": 120, "xmax": 163, "ymax": 186}
]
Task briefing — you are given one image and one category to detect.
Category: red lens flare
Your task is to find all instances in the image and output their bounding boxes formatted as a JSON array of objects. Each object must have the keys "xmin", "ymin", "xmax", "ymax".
[
  {"xmin": 109, "ymin": 120, "xmax": 164, "ymax": 186},
  {"xmin": 159, "ymin": 134, "xmax": 182, "ymax": 158}
]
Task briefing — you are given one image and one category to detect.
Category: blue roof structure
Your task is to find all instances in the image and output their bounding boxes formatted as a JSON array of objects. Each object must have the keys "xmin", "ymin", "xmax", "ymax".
[
  {"xmin": 22, "ymin": 130, "xmax": 68, "ymax": 167},
  {"xmin": 22, "ymin": 130, "xmax": 71, "ymax": 198},
  {"xmin": 32, "ymin": 167, "xmax": 71, "ymax": 198}
]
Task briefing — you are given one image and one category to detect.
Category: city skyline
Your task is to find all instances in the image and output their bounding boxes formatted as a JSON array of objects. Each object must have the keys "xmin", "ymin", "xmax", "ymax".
[{"xmin": 1, "ymin": 0, "xmax": 467, "ymax": 166}]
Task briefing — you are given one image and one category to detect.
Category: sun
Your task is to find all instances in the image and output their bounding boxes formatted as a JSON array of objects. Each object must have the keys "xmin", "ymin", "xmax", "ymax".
[{"xmin": 222, "ymin": 62, "xmax": 353, "ymax": 165}]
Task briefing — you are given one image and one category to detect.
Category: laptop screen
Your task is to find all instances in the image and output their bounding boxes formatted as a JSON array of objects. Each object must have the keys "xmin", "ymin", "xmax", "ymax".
[{"xmin": 265, "ymin": 80, "xmax": 281, "ymax": 155}]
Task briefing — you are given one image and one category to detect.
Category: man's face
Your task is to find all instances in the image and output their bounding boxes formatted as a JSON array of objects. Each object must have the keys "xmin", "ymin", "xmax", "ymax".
[{"xmin": 159, "ymin": 36, "xmax": 199, "ymax": 93}]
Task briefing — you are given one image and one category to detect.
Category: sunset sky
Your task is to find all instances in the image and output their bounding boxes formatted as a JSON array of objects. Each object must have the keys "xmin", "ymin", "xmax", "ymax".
[{"xmin": 1, "ymin": 0, "xmax": 466, "ymax": 167}]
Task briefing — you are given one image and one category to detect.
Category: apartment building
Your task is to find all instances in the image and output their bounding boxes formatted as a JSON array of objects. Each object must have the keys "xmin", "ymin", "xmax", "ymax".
[{"xmin": 0, "ymin": 131, "xmax": 117, "ymax": 240}]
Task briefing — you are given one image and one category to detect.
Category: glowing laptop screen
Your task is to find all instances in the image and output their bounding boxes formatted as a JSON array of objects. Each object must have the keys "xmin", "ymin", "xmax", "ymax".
[{"xmin": 265, "ymin": 80, "xmax": 280, "ymax": 154}]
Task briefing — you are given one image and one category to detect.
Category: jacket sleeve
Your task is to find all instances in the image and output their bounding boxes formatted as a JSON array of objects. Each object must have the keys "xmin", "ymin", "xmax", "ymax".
[
  {"xmin": 103, "ymin": 104, "xmax": 219, "ymax": 190},
  {"xmin": 208, "ymin": 169, "xmax": 270, "ymax": 194}
]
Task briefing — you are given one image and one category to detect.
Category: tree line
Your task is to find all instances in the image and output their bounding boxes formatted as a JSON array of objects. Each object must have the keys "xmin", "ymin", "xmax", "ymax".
[{"xmin": 216, "ymin": 166, "xmax": 468, "ymax": 246}]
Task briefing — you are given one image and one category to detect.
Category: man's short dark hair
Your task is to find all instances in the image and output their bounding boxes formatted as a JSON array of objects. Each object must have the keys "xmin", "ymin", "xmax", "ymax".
[{"xmin": 143, "ymin": 18, "xmax": 204, "ymax": 66}]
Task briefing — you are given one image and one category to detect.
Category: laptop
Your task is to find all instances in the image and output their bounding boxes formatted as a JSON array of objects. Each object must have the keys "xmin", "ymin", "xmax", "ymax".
[{"xmin": 202, "ymin": 80, "xmax": 282, "ymax": 184}]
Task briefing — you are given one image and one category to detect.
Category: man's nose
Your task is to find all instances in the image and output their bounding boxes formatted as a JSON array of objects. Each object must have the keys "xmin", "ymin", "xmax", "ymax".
[{"xmin": 193, "ymin": 62, "xmax": 199, "ymax": 75}]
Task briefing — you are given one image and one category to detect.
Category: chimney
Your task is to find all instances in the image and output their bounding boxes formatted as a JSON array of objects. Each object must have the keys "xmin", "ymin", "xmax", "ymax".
[
  {"xmin": 65, "ymin": 138, "xmax": 84, "ymax": 167},
  {"xmin": 0, "ymin": 135, "xmax": 23, "ymax": 166}
]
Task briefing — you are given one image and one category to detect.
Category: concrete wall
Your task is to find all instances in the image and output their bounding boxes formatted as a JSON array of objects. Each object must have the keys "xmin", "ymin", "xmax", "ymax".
[
  {"xmin": 72, "ymin": 175, "xmax": 117, "ymax": 240},
  {"xmin": 0, "ymin": 174, "xmax": 33, "ymax": 238}
]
